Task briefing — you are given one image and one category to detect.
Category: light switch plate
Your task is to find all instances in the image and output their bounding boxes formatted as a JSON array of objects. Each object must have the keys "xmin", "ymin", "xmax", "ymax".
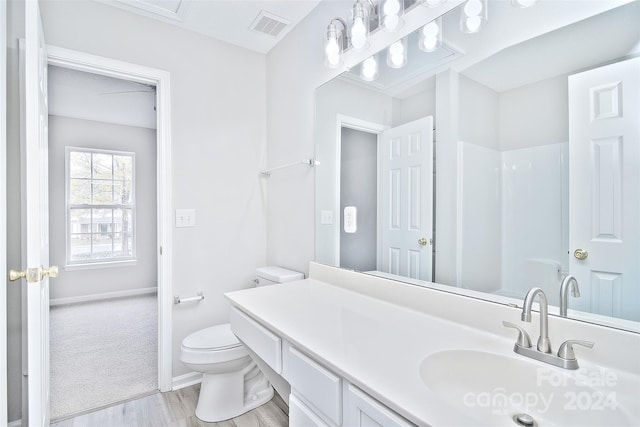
[
  {"xmin": 320, "ymin": 210, "xmax": 333, "ymax": 225},
  {"xmin": 176, "ymin": 209, "xmax": 196, "ymax": 227}
]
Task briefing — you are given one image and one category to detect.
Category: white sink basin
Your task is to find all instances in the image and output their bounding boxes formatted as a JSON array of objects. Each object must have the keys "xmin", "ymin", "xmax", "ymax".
[{"xmin": 419, "ymin": 349, "xmax": 633, "ymax": 426}]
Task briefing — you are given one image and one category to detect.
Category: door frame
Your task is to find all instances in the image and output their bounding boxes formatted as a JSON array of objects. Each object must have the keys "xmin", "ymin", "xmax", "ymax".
[
  {"xmin": 46, "ymin": 45, "xmax": 173, "ymax": 392},
  {"xmin": 1, "ymin": 0, "xmax": 8, "ymax": 424},
  {"xmin": 334, "ymin": 115, "xmax": 386, "ymax": 267}
]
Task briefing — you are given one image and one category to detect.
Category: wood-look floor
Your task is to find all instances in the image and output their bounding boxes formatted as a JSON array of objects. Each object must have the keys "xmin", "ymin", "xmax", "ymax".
[{"xmin": 50, "ymin": 384, "xmax": 289, "ymax": 427}]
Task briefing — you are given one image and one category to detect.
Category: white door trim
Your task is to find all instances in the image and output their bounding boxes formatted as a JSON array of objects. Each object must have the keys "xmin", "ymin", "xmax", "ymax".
[
  {"xmin": 1, "ymin": 0, "xmax": 8, "ymax": 424},
  {"xmin": 46, "ymin": 45, "xmax": 173, "ymax": 392}
]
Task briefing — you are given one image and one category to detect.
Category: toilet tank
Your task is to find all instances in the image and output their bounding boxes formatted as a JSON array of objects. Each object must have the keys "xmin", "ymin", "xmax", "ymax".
[{"xmin": 255, "ymin": 266, "xmax": 304, "ymax": 287}]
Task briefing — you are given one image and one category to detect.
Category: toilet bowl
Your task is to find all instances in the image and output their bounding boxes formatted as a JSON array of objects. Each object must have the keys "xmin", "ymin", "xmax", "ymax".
[
  {"xmin": 180, "ymin": 266, "xmax": 304, "ymax": 422},
  {"xmin": 180, "ymin": 323, "xmax": 273, "ymax": 422}
]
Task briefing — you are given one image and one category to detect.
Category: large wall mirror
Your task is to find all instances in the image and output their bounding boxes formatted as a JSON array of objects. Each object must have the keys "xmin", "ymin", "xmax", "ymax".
[{"xmin": 315, "ymin": 0, "xmax": 640, "ymax": 332}]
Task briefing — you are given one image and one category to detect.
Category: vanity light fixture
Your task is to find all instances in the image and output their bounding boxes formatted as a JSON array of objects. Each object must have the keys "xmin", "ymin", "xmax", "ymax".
[
  {"xmin": 324, "ymin": 18, "xmax": 348, "ymax": 68},
  {"xmin": 422, "ymin": 0, "xmax": 448, "ymax": 7},
  {"xmin": 379, "ymin": 0, "xmax": 404, "ymax": 32},
  {"xmin": 460, "ymin": 0, "xmax": 487, "ymax": 33},
  {"xmin": 360, "ymin": 55, "xmax": 379, "ymax": 81},
  {"xmin": 511, "ymin": 0, "xmax": 537, "ymax": 8},
  {"xmin": 387, "ymin": 38, "xmax": 408, "ymax": 68},
  {"xmin": 419, "ymin": 17, "xmax": 442, "ymax": 52}
]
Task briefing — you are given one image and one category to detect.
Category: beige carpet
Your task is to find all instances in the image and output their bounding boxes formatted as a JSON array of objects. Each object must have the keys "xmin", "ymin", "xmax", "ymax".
[{"xmin": 50, "ymin": 294, "xmax": 158, "ymax": 420}]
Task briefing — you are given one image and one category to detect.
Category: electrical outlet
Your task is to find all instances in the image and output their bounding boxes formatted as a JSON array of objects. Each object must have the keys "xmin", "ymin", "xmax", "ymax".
[{"xmin": 176, "ymin": 209, "xmax": 196, "ymax": 228}]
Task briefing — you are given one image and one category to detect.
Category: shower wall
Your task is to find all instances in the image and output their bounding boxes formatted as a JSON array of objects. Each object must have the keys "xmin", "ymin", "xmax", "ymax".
[{"xmin": 458, "ymin": 141, "xmax": 568, "ymax": 299}]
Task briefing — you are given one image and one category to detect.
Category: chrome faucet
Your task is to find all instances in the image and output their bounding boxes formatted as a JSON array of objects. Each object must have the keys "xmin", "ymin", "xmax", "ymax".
[
  {"xmin": 559, "ymin": 275, "xmax": 580, "ymax": 317},
  {"xmin": 503, "ymin": 287, "xmax": 594, "ymax": 370},
  {"xmin": 521, "ymin": 287, "xmax": 552, "ymax": 353}
]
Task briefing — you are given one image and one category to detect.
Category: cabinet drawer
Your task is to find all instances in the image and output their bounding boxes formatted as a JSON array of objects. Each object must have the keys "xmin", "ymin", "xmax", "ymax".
[
  {"xmin": 346, "ymin": 384, "xmax": 415, "ymax": 427},
  {"xmin": 289, "ymin": 394, "xmax": 330, "ymax": 427},
  {"xmin": 287, "ymin": 346, "xmax": 342, "ymax": 425},
  {"xmin": 229, "ymin": 307, "xmax": 282, "ymax": 373}
]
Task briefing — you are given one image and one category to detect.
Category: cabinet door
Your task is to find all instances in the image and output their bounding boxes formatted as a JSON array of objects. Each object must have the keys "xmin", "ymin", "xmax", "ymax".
[
  {"xmin": 287, "ymin": 346, "xmax": 342, "ymax": 425},
  {"xmin": 290, "ymin": 394, "xmax": 330, "ymax": 427},
  {"xmin": 346, "ymin": 384, "xmax": 415, "ymax": 427},
  {"xmin": 230, "ymin": 307, "xmax": 282, "ymax": 373}
]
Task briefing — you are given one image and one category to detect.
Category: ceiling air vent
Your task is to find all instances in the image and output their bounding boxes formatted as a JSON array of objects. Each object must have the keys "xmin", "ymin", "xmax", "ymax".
[{"xmin": 249, "ymin": 11, "xmax": 290, "ymax": 38}]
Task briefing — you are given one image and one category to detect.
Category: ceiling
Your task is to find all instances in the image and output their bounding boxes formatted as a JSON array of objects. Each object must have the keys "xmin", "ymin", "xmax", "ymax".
[{"xmin": 98, "ymin": 0, "xmax": 323, "ymax": 54}]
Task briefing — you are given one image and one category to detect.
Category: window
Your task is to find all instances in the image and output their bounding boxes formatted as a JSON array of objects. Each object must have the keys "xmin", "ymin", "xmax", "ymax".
[{"xmin": 66, "ymin": 147, "xmax": 135, "ymax": 265}]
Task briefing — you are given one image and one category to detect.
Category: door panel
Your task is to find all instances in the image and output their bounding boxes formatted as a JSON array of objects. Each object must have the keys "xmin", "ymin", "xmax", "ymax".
[
  {"xmin": 568, "ymin": 57, "xmax": 640, "ymax": 321},
  {"xmin": 380, "ymin": 117, "xmax": 434, "ymax": 281}
]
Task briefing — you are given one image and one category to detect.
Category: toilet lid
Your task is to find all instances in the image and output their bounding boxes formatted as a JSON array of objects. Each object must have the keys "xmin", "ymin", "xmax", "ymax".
[{"xmin": 183, "ymin": 323, "xmax": 242, "ymax": 351}]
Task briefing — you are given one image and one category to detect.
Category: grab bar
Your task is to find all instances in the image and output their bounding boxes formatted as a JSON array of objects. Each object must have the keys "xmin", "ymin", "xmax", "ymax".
[{"xmin": 174, "ymin": 292, "xmax": 204, "ymax": 304}]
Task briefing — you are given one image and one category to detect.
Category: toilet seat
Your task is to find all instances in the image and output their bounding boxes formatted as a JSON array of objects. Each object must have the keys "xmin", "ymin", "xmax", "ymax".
[
  {"xmin": 183, "ymin": 323, "xmax": 242, "ymax": 351},
  {"xmin": 181, "ymin": 323, "xmax": 249, "ymax": 366}
]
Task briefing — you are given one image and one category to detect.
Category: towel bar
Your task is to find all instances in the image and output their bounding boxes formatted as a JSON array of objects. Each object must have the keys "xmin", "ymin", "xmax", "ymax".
[{"xmin": 174, "ymin": 292, "xmax": 204, "ymax": 304}]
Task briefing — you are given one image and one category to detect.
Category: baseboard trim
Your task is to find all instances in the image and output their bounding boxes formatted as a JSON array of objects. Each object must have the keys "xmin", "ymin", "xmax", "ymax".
[
  {"xmin": 172, "ymin": 372, "xmax": 202, "ymax": 391},
  {"xmin": 49, "ymin": 287, "xmax": 157, "ymax": 306},
  {"xmin": 8, "ymin": 419, "xmax": 21, "ymax": 427}
]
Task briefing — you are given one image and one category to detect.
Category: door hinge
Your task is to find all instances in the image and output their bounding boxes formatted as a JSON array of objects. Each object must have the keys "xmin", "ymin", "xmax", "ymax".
[{"xmin": 159, "ymin": 246, "xmax": 163, "ymax": 255}]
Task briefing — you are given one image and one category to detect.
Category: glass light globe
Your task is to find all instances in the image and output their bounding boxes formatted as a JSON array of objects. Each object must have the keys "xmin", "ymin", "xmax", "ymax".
[
  {"xmin": 464, "ymin": 0, "xmax": 483, "ymax": 16},
  {"xmin": 422, "ymin": 36, "xmax": 438, "ymax": 51},
  {"xmin": 422, "ymin": 21, "xmax": 439, "ymax": 37},
  {"xmin": 383, "ymin": 0, "xmax": 401, "ymax": 15},
  {"xmin": 384, "ymin": 14, "xmax": 400, "ymax": 31},
  {"xmin": 389, "ymin": 41, "xmax": 404, "ymax": 56},
  {"xmin": 464, "ymin": 15, "xmax": 482, "ymax": 32}
]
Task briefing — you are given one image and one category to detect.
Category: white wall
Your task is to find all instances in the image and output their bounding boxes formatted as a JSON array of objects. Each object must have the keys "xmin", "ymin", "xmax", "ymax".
[
  {"xmin": 265, "ymin": 0, "xmax": 352, "ymax": 275},
  {"xmin": 48, "ymin": 115, "xmax": 158, "ymax": 301},
  {"xmin": 500, "ymin": 74, "xmax": 568, "ymax": 150},
  {"xmin": 314, "ymin": 77, "xmax": 393, "ymax": 267},
  {"xmin": 6, "ymin": 0, "xmax": 267, "ymax": 420}
]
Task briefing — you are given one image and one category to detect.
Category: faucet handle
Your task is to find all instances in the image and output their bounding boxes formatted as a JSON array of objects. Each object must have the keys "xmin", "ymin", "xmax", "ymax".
[
  {"xmin": 558, "ymin": 340, "xmax": 594, "ymax": 360},
  {"xmin": 503, "ymin": 321, "xmax": 532, "ymax": 348}
]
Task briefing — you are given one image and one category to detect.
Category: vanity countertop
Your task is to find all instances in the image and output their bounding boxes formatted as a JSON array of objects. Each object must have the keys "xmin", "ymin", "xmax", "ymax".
[{"xmin": 225, "ymin": 277, "xmax": 640, "ymax": 426}]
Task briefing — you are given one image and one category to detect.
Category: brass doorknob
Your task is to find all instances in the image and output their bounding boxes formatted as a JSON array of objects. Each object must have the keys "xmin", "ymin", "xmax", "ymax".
[
  {"xmin": 9, "ymin": 269, "xmax": 27, "ymax": 281},
  {"xmin": 574, "ymin": 249, "xmax": 589, "ymax": 260},
  {"xmin": 418, "ymin": 237, "xmax": 431, "ymax": 246},
  {"xmin": 9, "ymin": 266, "xmax": 59, "ymax": 282},
  {"xmin": 41, "ymin": 265, "xmax": 59, "ymax": 278}
]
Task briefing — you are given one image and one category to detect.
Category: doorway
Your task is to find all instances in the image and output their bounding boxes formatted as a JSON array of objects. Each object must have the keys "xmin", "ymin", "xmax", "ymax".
[
  {"xmin": 47, "ymin": 65, "xmax": 158, "ymax": 419},
  {"xmin": 40, "ymin": 46, "xmax": 173, "ymax": 422}
]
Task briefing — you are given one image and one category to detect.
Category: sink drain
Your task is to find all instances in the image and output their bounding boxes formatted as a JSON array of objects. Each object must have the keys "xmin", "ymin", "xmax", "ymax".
[{"xmin": 513, "ymin": 413, "xmax": 537, "ymax": 427}]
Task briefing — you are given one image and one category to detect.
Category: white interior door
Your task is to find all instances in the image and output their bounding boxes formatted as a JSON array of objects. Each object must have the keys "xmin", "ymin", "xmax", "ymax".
[
  {"xmin": 16, "ymin": 1, "xmax": 53, "ymax": 425},
  {"xmin": 568, "ymin": 57, "xmax": 640, "ymax": 321},
  {"xmin": 379, "ymin": 117, "xmax": 434, "ymax": 281}
]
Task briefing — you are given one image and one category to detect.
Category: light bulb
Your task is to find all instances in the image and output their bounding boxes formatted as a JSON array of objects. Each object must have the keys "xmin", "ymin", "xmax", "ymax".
[
  {"xmin": 361, "ymin": 57, "xmax": 378, "ymax": 80},
  {"xmin": 383, "ymin": 0, "xmax": 401, "ymax": 15},
  {"xmin": 390, "ymin": 53, "xmax": 405, "ymax": 67},
  {"xmin": 325, "ymin": 37, "xmax": 340, "ymax": 67},
  {"xmin": 464, "ymin": 15, "xmax": 482, "ymax": 32},
  {"xmin": 422, "ymin": 36, "xmax": 438, "ymax": 51},
  {"xmin": 464, "ymin": 0, "xmax": 483, "ymax": 16},
  {"xmin": 389, "ymin": 41, "xmax": 404, "ymax": 55},
  {"xmin": 422, "ymin": 21, "xmax": 439, "ymax": 37},
  {"xmin": 325, "ymin": 38, "xmax": 339, "ymax": 57},
  {"xmin": 351, "ymin": 18, "xmax": 367, "ymax": 49},
  {"xmin": 384, "ymin": 14, "xmax": 400, "ymax": 31}
]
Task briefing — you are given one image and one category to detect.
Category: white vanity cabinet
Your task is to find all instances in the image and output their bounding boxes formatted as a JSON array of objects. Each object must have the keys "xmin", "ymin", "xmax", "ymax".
[
  {"xmin": 284, "ymin": 342, "xmax": 415, "ymax": 427},
  {"xmin": 230, "ymin": 307, "xmax": 416, "ymax": 427}
]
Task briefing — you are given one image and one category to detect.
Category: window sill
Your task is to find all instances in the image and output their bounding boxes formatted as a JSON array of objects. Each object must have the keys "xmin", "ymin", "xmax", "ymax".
[{"xmin": 64, "ymin": 259, "xmax": 137, "ymax": 271}]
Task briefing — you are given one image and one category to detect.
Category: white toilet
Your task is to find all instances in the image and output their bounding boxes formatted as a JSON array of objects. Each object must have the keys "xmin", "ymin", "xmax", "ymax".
[{"xmin": 180, "ymin": 266, "xmax": 304, "ymax": 422}]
